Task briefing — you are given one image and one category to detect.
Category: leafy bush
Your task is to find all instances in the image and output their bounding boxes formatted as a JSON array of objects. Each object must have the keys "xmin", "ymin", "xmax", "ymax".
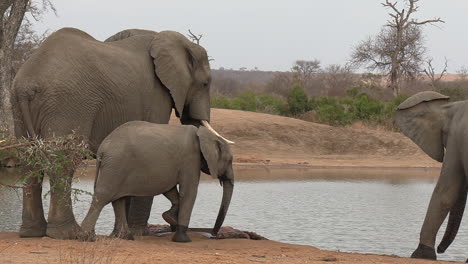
[
  {"xmin": 0, "ymin": 132, "xmax": 93, "ymax": 199},
  {"xmin": 286, "ymin": 86, "xmax": 310, "ymax": 116},
  {"xmin": 211, "ymin": 86, "xmax": 410, "ymax": 128}
]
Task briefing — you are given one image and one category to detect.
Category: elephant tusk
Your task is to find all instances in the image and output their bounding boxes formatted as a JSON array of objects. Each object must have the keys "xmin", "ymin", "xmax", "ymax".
[{"xmin": 201, "ymin": 120, "xmax": 235, "ymax": 144}]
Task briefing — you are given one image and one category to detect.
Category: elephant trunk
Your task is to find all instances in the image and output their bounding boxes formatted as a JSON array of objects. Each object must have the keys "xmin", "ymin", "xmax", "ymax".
[
  {"xmin": 437, "ymin": 191, "xmax": 467, "ymax": 253},
  {"xmin": 211, "ymin": 180, "xmax": 234, "ymax": 236}
]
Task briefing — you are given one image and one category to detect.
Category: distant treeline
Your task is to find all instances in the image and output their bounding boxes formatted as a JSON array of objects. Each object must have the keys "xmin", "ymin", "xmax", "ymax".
[{"xmin": 211, "ymin": 69, "xmax": 468, "ymax": 128}]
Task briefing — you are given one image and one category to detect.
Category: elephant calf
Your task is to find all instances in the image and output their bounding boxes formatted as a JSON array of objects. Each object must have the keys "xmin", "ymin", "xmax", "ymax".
[{"xmin": 81, "ymin": 121, "xmax": 234, "ymax": 242}]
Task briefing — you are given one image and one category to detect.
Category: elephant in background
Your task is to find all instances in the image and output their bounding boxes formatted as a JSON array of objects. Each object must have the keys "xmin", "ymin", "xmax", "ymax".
[
  {"xmin": 81, "ymin": 122, "xmax": 234, "ymax": 242},
  {"xmin": 395, "ymin": 91, "xmax": 468, "ymax": 260},
  {"xmin": 11, "ymin": 27, "xmax": 231, "ymax": 239}
]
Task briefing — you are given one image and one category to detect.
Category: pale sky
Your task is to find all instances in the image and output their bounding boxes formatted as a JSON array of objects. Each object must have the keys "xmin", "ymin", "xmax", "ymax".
[{"xmin": 34, "ymin": 0, "xmax": 468, "ymax": 72}]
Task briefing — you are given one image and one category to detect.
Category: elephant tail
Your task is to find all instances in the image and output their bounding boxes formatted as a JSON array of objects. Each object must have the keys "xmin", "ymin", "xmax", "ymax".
[
  {"xmin": 437, "ymin": 191, "xmax": 467, "ymax": 254},
  {"xmin": 18, "ymin": 98, "xmax": 37, "ymax": 138}
]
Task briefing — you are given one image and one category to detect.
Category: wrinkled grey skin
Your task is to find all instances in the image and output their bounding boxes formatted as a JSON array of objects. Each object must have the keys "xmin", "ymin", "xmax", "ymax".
[
  {"xmin": 81, "ymin": 122, "xmax": 234, "ymax": 242},
  {"xmin": 11, "ymin": 27, "xmax": 213, "ymax": 240},
  {"xmin": 395, "ymin": 91, "xmax": 468, "ymax": 260}
]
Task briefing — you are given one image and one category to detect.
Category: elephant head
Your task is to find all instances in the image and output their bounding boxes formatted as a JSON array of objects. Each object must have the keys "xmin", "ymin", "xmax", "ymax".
[
  {"xmin": 197, "ymin": 126, "xmax": 234, "ymax": 236},
  {"xmin": 105, "ymin": 29, "xmax": 233, "ymax": 144},
  {"xmin": 395, "ymin": 91, "xmax": 467, "ymax": 254}
]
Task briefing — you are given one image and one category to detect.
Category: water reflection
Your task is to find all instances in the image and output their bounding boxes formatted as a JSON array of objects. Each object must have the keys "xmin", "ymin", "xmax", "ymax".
[{"xmin": 2, "ymin": 167, "xmax": 465, "ymax": 262}]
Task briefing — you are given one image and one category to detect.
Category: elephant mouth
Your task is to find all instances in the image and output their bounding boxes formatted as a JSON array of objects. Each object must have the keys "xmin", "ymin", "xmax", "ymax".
[{"xmin": 201, "ymin": 120, "xmax": 235, "ymax": 144}]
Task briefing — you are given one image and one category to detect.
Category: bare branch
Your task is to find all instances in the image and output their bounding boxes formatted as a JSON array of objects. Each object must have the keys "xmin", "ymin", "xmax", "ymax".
[
  {"xmin": 409, "ymin": 18, "xmax": 445, "ymax": 26},
  {"xmin": 0, "ymin": 141, "xmax": 34, "ymax": 151},
  {"xmin": 382, "ymin": 0, "xmax": 401, "ymax": 16},
  {"xmin": 423, "ymin": 57, "xmax": 448, "ymax": 90},
  {"xmin": 0, "ymin": 181, "xmax": 25, "ymax": 189},
  {"xmin": 187, "ymin": 29, "xmax": 202, "ymax": 44}
]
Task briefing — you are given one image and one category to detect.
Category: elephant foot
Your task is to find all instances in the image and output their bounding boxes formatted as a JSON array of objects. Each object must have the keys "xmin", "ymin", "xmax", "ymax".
[
  {"xmin": 411, "ymin": 243, "xmax": 436, "ymax": 260},
  {"xmin": 78, "ymin": 230, "xmax": 96, "ymax": 242},
  {"xmin": 110, "ymin": 228, "xmax": 135, "ymax": 240},
  {"xmin": 19, "ymin": 221, "xmax": 47, "ymax": 238},
  {"xmin": 162, "ymin": 207, "xmax": 178, "ymax": 226},
  {"xmin": 128, "ymin": 225, "xmax": 149, "ymax": 236},
  {"xmin": 172, "ymin": 225, "xmax": 191, "ymax": 243},
  {"xmin": 46, "ymin": 218, "xmax": 83, "ymax": 240}
]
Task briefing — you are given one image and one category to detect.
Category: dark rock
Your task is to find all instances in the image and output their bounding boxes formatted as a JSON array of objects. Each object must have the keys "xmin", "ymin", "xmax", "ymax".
[{"xmin": 147, "ymin": 224, "xmax": 268, "ymax": 240}]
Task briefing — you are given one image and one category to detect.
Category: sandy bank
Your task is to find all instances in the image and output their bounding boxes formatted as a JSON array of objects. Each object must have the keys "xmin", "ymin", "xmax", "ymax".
[
  {"xmin": 173, "ymin": 109, "xmax": 441, "ymax": 169},
  {"xmin": 0, "ymin": 232, "xmax": 457, "ymax": 264}
]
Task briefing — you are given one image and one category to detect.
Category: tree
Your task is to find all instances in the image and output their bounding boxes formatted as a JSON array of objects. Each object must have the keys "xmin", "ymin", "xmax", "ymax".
[
  {"xmin": 351, "ymin": 0, "xmax": 444, "ymax": 97},
  {"xmin": 423, "ymin": 57, "xmax": 448, "ymax": 90},
  {"xmin": 0, "ymin": 0, "xmax": 55, "ymax": 133},
  {"xmin": 264, "ymin": 72, "xmax": 293, "ymax": 97},
  {"xmin": 291, "ymin": 59, "xmax": 321, "ymax": 90},
  {"xmin": 456, "ymin": 66, "xmax": 468, "ymax": 81},
  {"xmin": 322, "ymin": 63, "xmax": 357, "ymax": 96}
]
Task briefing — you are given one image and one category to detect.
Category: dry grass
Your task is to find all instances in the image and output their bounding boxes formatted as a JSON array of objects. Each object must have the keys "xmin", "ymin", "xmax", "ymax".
[{"xmin": 55, "ymin": 237, "xmax": 134, "ymax": 264}]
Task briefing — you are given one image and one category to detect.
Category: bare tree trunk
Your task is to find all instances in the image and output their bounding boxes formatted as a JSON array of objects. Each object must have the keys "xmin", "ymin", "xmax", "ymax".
[
  {"xmin": 390, "ymin": 62, "xmax": 400, "ymax": 97},
  {"xmin": 0, "ymin": 49, "xmax": 15, "ymax": 133},
  {"xmin": 0, "ymin": 0, "xmax": 29, "ymax": 134}
]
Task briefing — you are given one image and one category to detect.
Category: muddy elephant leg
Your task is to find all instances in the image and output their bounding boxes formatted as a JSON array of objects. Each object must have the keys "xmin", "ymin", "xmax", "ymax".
[
  {"xmin": 19, "ymin": 175, "xmax": 47, "ymax": 237},
  {"xmin": 412, "ymin": 159, "xmax": 464, "ymax": 260},
  {"xmin": 46, "ymin": 171, "xmax": 82, "ymax": 240},
  {"xmin": 162, "ymin": 186, "xmax": 179, "ymax": 232},
  {"xmin": 172, "ymin": 179, "xmax": 199, "ymax": 243},
  {"xmin": 126, "ymin": 196, "xmax": 153, "ymax": 236},
  {"xmin": 111, "ymin": 197, "xmax": 134, "ymax": 240}
]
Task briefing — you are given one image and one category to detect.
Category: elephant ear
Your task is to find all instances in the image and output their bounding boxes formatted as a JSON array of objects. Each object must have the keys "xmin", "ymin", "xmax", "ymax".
[
  {"xmin": 394, "ymin": 91, "xmax": 450, "ymax": 162},
  {"xmin": 104, "ymin": 29, "xmax": 157, "ymax": 42},
  {"xmin": 150, "ymin": 31, "xmax": 194, "ymax": 117},
  {"xmin": 197, "ymin": 127, "xmax": 220, "ymax": 179}
]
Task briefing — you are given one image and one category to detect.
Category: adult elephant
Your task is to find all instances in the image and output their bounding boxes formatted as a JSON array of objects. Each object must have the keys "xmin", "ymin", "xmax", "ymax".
[
  {"xmin": 394, "ymin": 91, "xmax": 467, "ymax": 260},
  {"xmin": 12, "ymin": 27, "xmax": 230, "ymax": 239}
]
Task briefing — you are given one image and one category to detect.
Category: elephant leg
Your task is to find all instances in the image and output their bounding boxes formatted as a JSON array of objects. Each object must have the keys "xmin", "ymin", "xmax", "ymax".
[
  {"xmin": 412, "ymin": 159, "xmax": 464, "ymax": 260},
  {"xmin": 126, "ymin": 196, "xmax": 154, "ymax": 236},
  {"xmin": 46, "ymin": 171, "xmax": 82, "ymax": 240},
  {"xmin": 19, "ymin": 175, "xmax": 47, "ymax": 237},
  {"xmin": 172, "ymin": 178, "xmax": 198, "ymax": 243},
  {"xmin": 111, "ymin": 197, "xmax": 134, "ymax": 240},
  {"xmin": 80, "ymin": 197, "xmax": 106, "ymax": 241},
  {"xmin": 162, "ymin": 186, "xmax": 179, "ymax": 232}
]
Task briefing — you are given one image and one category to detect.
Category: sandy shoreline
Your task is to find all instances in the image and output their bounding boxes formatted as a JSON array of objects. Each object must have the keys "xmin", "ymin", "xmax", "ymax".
[{"xmin": 0, "ymin": 232, "xmax": 459, "ymax": 264}]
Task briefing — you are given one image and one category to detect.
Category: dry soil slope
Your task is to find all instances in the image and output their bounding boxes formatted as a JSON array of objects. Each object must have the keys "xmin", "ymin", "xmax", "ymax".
[{"xmin": 207, "ymin": 109, "xmax": 439, "ymax": 168}]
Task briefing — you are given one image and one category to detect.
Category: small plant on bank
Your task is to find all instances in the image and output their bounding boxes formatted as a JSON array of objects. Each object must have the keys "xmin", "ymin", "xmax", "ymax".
[{"xmin": 0, "ymin": 131, "xmax": 93, "ymax": 201}]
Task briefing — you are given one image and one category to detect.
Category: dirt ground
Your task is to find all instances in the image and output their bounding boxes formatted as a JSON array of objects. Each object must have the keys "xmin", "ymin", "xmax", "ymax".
[
  {"xmin": 1, "ymin": 109, "xmax": 446, "ymax": 263},
  {"xmin": 0, "ymin": 232, "xmax": 458, "ymax": 264}
]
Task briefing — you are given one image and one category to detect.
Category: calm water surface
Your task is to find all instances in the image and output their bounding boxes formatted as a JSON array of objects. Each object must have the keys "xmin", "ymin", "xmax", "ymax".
[{"xmin": 2, "ymin": 167, "xmax": 467, "ymax": 262}]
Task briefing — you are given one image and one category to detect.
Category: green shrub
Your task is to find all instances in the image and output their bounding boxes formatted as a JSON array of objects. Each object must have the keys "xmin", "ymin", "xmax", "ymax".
[
  {"xmin": 211, "ymin": 96, "xmax": 232, "ymax": 109},
  {"xmin": 211, "ymin": 86, "xmax": 410, "ymax": 128},
  {"xmin": 286, "ymin": 86, "xmax": 310, "ymax": 116}
]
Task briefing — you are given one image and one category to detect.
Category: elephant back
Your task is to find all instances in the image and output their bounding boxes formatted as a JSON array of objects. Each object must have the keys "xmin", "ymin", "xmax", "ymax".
[{"xmin": 105, "ymin": 29, "xmax": 157, "ymax": 42}]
